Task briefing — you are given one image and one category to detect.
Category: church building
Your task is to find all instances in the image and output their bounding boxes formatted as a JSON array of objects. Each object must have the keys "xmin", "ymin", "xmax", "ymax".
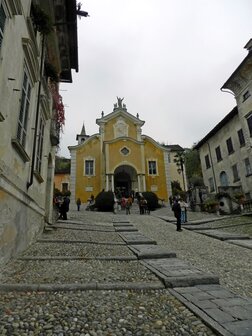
[{"xmin": 68, "ymin": 98, "xmax": 185, "ymax": 203}]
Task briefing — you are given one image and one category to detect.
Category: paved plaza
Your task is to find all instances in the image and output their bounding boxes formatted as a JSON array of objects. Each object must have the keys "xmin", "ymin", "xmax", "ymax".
[{"xmin": 0, "ymin": 203, "xmax": 252, "ymax": 336}]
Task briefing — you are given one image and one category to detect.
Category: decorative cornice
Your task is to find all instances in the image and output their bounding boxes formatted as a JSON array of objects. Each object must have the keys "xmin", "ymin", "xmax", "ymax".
[{"xmin": 221, "ymin": 52, "xmax": 252, "ymax": 96}]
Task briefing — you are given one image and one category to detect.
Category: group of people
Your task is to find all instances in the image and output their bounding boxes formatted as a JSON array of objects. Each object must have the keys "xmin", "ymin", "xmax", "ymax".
[
  {"xmin": 54, "ymin": 196, "xmax": 70, "ymax": 220},
  {"xmin": 114, "ymin": 194, "xmax": 133, "ymax": 214},
  {"xmin": 113, "ymin": 192, "xmax": 150, "ymax": 215},
  {"xmin": 171, "ymin": 197, "xmax": 189, "ymax": 231}
]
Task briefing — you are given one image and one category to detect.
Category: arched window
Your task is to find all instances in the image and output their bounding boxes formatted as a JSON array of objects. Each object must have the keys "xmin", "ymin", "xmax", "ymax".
[{"xmin": 220, "ymin": 171, "xmax": 228, "ymax": 187}]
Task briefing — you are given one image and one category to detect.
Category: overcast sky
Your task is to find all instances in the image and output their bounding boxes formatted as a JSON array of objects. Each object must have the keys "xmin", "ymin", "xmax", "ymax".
[{"xmin": 58, "ymin": 0, "xmax": 251, "ymax": 158}]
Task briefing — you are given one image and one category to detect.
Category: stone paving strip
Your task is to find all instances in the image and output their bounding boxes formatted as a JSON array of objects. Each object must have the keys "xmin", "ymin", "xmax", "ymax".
[
  {"xmin": 119, "ymin": 232, "xmax": 157, "ymax": 245},
  {"xmin": 114, "ymin": 226, "xmax": 138, "ymax": 232},
  {"xmin": 228, "ymin": 239, "xmax": 252, "ymax": 250},
  {"xmin": 195, "ymin": 229, "xmax": 250, "ymax": 241},
  {"xmin": 172, "ymin": 285, "xmax": 252, "ymax": 336},
  {"xmin": 141, "ymin": 258, "xmax": 219, "ymax": 288}
]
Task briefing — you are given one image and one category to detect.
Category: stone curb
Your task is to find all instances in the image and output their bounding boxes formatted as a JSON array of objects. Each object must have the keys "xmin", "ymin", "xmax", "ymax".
[
  {"xmin": 169, "ymin": 288, "xmax": 233, "ymax": 336},
  {"xmin": 37, "ymin": 239, "xmax": 126, "ymax": 246},
  {"xmin": 0, "ymin": 281, "xmax": 164, "ymax": 292},
  {"xmin": 52, "ymin": 225, "xmax": 115, "ymax": 232},
  {"xmin": 18, "ymin": 256, "xmax": 138, "ymax": 261}
]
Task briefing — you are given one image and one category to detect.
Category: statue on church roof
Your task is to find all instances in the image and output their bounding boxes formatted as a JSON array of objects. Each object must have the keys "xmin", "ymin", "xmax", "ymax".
[
  {"xmin": 117, "ymin": 96, "xmax": 124, "ymax": 108},
  {"xmin": 101, "ymin": 111, "xmax": 104, "ymax": 117}
]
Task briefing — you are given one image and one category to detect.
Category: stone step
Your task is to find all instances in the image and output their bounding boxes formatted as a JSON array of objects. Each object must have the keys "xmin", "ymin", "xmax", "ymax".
[
  {"xmin": 129, "ymin": 244, "xmax": 176, "ymax": 259},
  {"xmin": 142, "ymin": 258, "xmax": 219, "ymax": 288},
  {"xmin": 119, "ymin": 232, "xmax": 157, "ymax": 245}
]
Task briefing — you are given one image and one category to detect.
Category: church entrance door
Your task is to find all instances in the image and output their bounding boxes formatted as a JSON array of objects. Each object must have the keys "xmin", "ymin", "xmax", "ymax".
[{"xmin": 114, "ymin": 165, "xmax": 136, "ymax": 197}]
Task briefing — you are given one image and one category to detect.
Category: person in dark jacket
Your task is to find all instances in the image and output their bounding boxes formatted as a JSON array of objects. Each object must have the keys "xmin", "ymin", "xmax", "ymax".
[
  {"xmin": 58, "ymin": 197, "xmax": 69, "ymax": 220},
  {"xmin": 172, "ymin": 198, "xmax": 182, "ymax": 231}
]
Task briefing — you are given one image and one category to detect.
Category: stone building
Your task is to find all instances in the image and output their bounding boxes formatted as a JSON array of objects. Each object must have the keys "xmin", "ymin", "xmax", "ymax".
[
  {"xmin": 0, "ymin": 0, "xmax": 79, "ymax": 265},
  {"xmin": 68, "ymin": 98, "xmax": 186, "ymax": 204},
  {"xmin": 195, "ymin": 39, "xmax": 252, "ymax": 200},
  {"xmin": 54, "ymin": 156, "xmax": 70, "ymax": 194}
]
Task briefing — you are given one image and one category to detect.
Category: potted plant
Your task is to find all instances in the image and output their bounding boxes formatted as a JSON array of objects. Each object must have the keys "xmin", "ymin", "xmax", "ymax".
[
  {"xmin": 31, "ymin": 4, "xmax": 53, "ymax": 35},
  {"xmin": 234, "ymin": 192, "xmax": 245, "ymax": 205},
  {"xmin": 203, "ymin": 198, "xmax": 219, "ymax": 213}
]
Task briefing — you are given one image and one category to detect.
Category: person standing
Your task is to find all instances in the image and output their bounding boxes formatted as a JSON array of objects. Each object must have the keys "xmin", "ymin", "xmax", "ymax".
[
  {"xmin": 125, "ymin": 196, "xmax": 132, "ymax": 215},
  {"xmin": 180, "ymin": 199, "xmax": 187, "ymax": 223},
  {"xmin": 172, "ymin": 198, "xmax": 182, "ymax": 231},
  {"xmin": 76, "ymin": 198, "xmax": 81, "ymax": 211}
]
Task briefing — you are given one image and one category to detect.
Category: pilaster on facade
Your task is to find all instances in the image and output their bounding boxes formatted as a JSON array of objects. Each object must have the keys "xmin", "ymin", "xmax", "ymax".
[
  {"xmin": 164, "ymin": 151, "xmax": 172, "ymax": 197},
  {"xmin": 69, "ymin": 150, "xmax": 77, "ymax": 207}
]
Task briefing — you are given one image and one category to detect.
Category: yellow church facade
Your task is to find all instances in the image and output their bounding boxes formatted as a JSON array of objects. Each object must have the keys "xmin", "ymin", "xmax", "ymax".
[{"xmin": 68, "ymin": 99, "xmax": 185, "ymax": 204}]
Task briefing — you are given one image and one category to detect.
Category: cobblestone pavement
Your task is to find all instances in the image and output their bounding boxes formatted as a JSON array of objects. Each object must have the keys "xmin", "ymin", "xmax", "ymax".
[
  {"xmin": 0, "ymin": 203, "xmax": 251, "ymax": 336},
  {"xmin": 149, "ymin": 206, "xmax": 252, "ymax": 299}
]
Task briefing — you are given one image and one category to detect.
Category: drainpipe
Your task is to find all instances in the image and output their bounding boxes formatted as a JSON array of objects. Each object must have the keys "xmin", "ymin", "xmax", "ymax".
[
  {"xmin": 207, "ymin": 142, "xmax": 218, "ymax": 192},
  {"xmin": 27, "ymin": 34, "xmax": 45, "ymax": 189}
]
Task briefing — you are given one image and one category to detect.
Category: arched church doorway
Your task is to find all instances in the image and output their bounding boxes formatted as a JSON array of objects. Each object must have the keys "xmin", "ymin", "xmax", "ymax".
[{"xmin": 114, "ymin": 165, "xmax": 137, "ymax": 197}]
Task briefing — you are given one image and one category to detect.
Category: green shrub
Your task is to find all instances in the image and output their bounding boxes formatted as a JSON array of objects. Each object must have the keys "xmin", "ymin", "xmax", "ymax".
[
  {"xmin": 95, "ymin": 191, "xmax": 114, "ymax": 212},
  {"xmin": 142, "ymin": 192, "xmax": 159, "ymax": 210},
  {"xmin": 203, "ymin": 198, "xmax": 219, "ymax": 213}
]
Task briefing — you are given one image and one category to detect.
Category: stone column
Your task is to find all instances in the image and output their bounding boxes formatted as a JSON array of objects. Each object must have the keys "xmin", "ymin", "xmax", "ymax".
[
  {"xmin": 111, "ymin": 174, "xmax": 114, "ymax": 192},
  {"xmin": 137, "ymin": 174, "xmax": 141, "ymax": 192},
  {"xmin": 106, "ymin": 175, "xmax": 109, "ymax": 191},
  {"xmin": 142, "ymin": 174, "xmax": 146, "ymax": 191}
]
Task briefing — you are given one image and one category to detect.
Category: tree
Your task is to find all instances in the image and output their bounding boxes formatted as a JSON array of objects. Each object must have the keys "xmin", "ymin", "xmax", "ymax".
[
  {"xmin": 55, "ymin": 156, "xmax": 71, "ymax": 173},
  {"xmin": 184, "ymin": 148, "xmax": 203, "ymax": 187},
  {"xmin": 174, "ymin": 151, "xmax": 186, "ymax": 191}
]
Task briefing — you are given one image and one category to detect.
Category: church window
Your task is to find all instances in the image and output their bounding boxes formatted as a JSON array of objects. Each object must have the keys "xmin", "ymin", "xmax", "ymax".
[
  {"xmin": 85, "ymin": 159, "xmax": 94, "ymax": 176},
  {"xmin": 121, "ymin": 147, "xmax": 129, "ymax": 155},
  {"xmin": 0, "ymin": 3, "xmax": 6, "ymax": 51},
  {"xmin": 148, "ymin": 160, "xmax": 157, "ymax": 175}
]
